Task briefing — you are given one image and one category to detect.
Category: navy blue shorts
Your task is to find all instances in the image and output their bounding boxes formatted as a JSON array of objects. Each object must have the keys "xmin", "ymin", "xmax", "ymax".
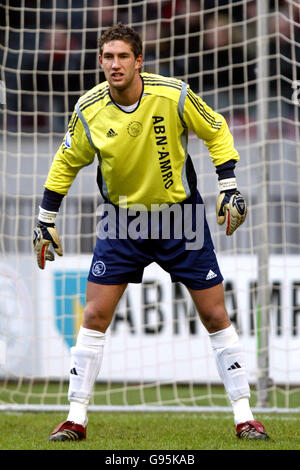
[{"xmin": 88, "ymin": 191, "xmax": 223, "ymax": 290}]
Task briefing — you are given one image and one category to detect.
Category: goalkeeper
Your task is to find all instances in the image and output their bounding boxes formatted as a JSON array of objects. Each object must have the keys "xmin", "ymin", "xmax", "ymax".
[{"xmin": 33, "ymin": 23, "xmax": 269, "ymax": 442}]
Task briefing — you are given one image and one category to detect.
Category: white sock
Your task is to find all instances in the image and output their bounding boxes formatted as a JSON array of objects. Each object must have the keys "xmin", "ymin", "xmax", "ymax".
[
  {"xmin": 231, "ymin": 397, "xmax": 254, "ymax": 426},
  {"xmin": 209, "ymin": 324, "xmax": 253, "ymax": 424},
  {"xmin": 67, "ymin": 401, "xmax": 89, "ymax": 427},
  {"xmin": 67, "ymin": 326, "xmax": 105, "ymax": 426}
]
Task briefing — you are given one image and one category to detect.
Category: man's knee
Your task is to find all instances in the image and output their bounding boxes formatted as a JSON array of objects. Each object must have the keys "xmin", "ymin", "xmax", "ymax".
[
  {"xmin": 82, "ymin": 282, "xmax": 127, "ymax": 332},
  {"xmin": 83, "ymin": 305, "xmax": 112, "ymax": 333},
  {"xmin": 200, "ymin": 305, "xmax": 231, "ymax": 333},
  {"xmin": 188, "ymin": 284, "xmax": 230, "ymax": 333}
]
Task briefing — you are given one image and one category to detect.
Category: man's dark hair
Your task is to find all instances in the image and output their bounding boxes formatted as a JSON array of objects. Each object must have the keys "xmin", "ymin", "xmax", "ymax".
[{"xmin": 98, "ymin": 23, "xmax": 143, "ymax": 58}]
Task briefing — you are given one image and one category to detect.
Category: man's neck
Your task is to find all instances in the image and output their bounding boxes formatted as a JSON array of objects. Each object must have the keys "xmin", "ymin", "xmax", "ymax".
[{"xmin": 110, "ymin": 74, "xmax": 143, "ymax": 106}]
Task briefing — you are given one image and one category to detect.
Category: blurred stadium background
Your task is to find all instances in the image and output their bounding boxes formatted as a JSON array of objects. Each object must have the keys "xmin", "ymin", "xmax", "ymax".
[{"xmin": 0, "ymin": 0, "xmax": 300, "ymax": 413}]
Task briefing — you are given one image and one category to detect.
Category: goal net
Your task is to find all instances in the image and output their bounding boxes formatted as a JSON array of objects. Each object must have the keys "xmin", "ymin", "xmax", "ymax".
[{"xmin": 0, "ymin": 0, "xmax": 300, "ymax": 413}]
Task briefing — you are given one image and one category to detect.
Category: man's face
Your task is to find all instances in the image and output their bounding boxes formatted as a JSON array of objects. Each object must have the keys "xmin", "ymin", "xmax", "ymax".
[{"xmin": 99, "ymin": 40, "xmax": 143, "ymax": 92}]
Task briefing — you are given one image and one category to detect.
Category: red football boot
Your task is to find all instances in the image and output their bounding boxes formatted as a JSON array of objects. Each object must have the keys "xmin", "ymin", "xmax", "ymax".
[
  {"xmin": 236, "ymin": 420, "xmax": 269, "ymax": 439},
  {"xmin": 48, "ymin": 420, "xmax": 87, "ymax": 441}
]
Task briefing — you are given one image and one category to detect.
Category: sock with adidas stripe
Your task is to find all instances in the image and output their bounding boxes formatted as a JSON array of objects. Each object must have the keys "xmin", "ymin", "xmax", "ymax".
[
  {"xmin": 67, "ymin": 326, "xmax": 106, "ymax": 426},
  {"xmin": 209, "ymin": 324, "xmax": 254, "ymax": 425}
]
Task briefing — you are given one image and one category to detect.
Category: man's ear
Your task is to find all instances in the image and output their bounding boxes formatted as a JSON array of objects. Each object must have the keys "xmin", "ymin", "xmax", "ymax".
[
  {"xmin": 98, "ymin": 54, "xmax": 103, "ymax": 68},
  {"xmin": 136, "ymin": 54, "xmax": 143, "ymax": 70}
]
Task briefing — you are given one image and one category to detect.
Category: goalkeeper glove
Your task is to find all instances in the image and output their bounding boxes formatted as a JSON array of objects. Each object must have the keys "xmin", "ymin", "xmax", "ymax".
[
  {"xmin": 33, "ymin": 207, "xmax": 63, "ymax": 269},
  {"xmin": 216, "ymin": 178, "xmax": 247, "ymax": 236}
]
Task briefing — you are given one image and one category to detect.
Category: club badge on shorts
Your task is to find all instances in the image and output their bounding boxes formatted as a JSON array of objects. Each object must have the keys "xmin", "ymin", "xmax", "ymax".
[{"xmin": 92, "ymin": 260, "xmax": 106, "ymax": 277}]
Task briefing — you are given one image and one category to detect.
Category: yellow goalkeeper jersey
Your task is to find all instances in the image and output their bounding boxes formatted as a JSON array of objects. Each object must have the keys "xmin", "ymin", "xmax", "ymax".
[{"xmin": 45, "ymin": 72, "xmax": 239, "ymax": 209}]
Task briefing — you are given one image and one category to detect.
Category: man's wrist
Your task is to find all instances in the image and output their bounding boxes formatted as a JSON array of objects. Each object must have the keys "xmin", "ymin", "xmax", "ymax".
[
  {"xmin": 215, "ymin": 159, "xmax": 237, "ymax": 180},
  {"xmin": 40, "ymin": 188, "xmax": 65, "ymax": 212},
  {"xmin": 38, "ymin": 206, "xmax": 58, "ymax": 224},
  {"xmin": 218, "ymin": 177, "xmax": 237, "ymax": 192}
]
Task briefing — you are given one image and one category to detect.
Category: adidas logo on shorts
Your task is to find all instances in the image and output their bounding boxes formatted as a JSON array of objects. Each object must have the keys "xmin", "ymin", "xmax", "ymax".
[{"xmin": 206, "ymin": 269, "xmax": 217, "ymax": 280}]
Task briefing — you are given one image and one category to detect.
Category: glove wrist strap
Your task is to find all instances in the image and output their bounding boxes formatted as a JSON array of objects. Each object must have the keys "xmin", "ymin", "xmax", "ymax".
[
  {"xmin": 38, "ymin": 206, "xmax": 57, "ymax": 224},
  {"xmin": 218, "ymin": 177, "xmax": 237, "ymax": 192}
]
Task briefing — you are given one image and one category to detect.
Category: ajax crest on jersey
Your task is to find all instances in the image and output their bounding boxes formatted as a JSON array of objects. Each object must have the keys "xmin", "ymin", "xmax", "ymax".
[{"xmin": 127, "ymin": 121, "xmax": 143, "ymax": 137}]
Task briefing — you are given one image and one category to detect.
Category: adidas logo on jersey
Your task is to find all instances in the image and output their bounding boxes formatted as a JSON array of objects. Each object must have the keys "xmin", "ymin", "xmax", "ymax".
[
  {"xmin": 206, "ymin": 269, "xmax": 217, "ymax": 280},
  {"xmin": 106, "ymin": 128, "xmax": 118, "ymax": 137}
]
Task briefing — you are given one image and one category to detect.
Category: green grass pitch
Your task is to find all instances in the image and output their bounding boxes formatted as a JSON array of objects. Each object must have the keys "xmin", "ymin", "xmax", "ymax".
[
  {"xmin": 0, "ymin": 412, "xmax": 299, "ymax": 450},
  {"xmin": 0, "ymin": 382, "xmax": 299, "ymax": 450}
]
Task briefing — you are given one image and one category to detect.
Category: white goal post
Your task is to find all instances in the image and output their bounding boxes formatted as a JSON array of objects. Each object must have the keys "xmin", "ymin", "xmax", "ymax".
[{"xmin": 0, "ymin": 0, "xmax": 300, "ymax": 414}]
